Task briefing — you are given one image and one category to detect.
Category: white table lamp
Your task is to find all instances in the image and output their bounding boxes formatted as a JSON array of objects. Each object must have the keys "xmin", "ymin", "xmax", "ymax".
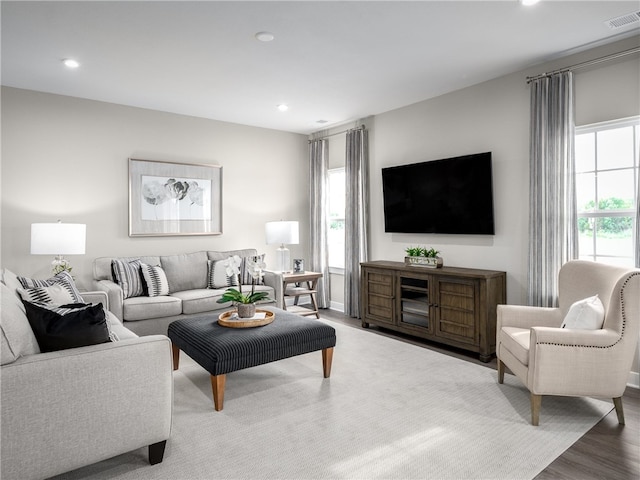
[
  {"xmin": 265, "ymin": 221, "xmax": 299, "ymax": 273},
  {"xmin": 31, "ymin": 221, "xmax": 86, "ymax": 274}
]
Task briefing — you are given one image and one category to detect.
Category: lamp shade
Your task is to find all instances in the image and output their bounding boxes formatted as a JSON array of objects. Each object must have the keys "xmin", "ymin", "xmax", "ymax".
[
  {"xmin": 31, "ymin": 223, "xmax": 86, "ymax": 255},
  {"xmin": 265, "ymin": 221, "xmax": 299, "ymax": 245}
]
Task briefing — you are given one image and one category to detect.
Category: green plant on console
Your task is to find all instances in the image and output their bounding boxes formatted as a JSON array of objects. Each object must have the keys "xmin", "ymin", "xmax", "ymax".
[{"xmin": 405, "ymin": 246, "xmax": 440, "ymax": 258}]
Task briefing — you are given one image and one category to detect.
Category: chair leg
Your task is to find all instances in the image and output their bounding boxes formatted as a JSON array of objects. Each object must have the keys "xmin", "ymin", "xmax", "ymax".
[
  {"xmin": 497, "ymin": 359, "xmax": 505, "ymax": 384},
  {"xmin": 530, "ymin": 394, "xmax": 542, "ymax": 426},
  {"xmin": 148, "ymin": 440, "xmax": 167, "ymax": 465},
  {"xmin": 613, "ymin": 397, "xmax": 625, "ymax": 425}
]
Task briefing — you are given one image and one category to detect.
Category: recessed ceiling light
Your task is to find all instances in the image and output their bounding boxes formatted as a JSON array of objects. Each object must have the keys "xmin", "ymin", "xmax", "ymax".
[
  {"xmin": 62, "ymin": 58, "xmax": 80, "ymax": 69},
  {"xmin": 521, "ymin": 0, "xmax": 540, "ymax": 6},
  {"xmin": 277, "ymin": 104, "xmax": 289, "ymax": 112},
  {"xmin": 255, "ymin": 31, "xmax": 275, "ymax": 42},
  {"xmin": 316, "ymin": 120, "xmax": 329, "ymax": 124}
]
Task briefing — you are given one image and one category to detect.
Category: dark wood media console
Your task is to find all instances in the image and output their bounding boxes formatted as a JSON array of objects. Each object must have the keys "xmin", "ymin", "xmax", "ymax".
[{"xmin": 360, "ymin": 260, "xmax": 506, "ymax": 362}]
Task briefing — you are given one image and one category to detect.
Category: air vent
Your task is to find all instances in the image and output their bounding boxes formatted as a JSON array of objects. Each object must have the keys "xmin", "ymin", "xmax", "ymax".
[{"xmin": 605, "ymin": 11, "xmax": 640, "ymax": 29}]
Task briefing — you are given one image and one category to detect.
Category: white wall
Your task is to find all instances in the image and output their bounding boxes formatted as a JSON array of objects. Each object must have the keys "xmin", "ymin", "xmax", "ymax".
[
  {"xmin": 1, "ymin": 88, "xmax": 309, "ymax": 289},
  {"xmin": 368, "ymin": 36, "xmax": 640, "ymax": 306}
]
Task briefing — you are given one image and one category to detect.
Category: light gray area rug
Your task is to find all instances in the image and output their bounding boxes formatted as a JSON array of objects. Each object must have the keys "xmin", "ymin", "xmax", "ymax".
[{"xmin": 55, "ymin": 319, "xmax": 612, "ymax": 480}]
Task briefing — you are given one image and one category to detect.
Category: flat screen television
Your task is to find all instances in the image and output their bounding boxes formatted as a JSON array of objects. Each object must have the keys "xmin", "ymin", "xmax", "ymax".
[{"xmin": 382, "ymin": 152, "xmax": 495, "ymax": 235}]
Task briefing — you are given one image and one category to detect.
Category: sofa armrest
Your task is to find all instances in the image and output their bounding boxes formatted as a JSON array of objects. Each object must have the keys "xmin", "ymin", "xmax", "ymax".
[
  {"xmin": 81, "ymin": 290, "xmax": 110, "ymax": 310},
  {"xmin": 93, "ymin": 279, "xmax": 124, "ymax": 320},
  {"xmin": 263, "ymin": 271, "xmax": 284, "ymax": 309},
  {"xmin": 1, "ymin": 335, "xmax": 173, "ymax": 480}
]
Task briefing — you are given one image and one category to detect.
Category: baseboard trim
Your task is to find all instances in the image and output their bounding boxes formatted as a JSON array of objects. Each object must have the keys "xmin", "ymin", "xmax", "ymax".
[
  {"xmin": 628, "ymin": 371, "xmax": 639, "ymax": 389},
  {"xmin": 329, "ymin": 301, "xmax": 344, "ymax": 312}
]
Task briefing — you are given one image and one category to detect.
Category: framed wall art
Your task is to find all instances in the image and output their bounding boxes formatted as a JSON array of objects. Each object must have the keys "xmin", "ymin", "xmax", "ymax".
[{"xmin": 129, "ymin": 158, "xmax": 222, "ymax": 236}]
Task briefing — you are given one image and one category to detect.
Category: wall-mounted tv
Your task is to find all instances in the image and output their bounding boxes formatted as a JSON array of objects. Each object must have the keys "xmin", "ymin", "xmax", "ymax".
[{"xmin": 382, "ymin": 152, "xmax": 495, "ymax": 235}]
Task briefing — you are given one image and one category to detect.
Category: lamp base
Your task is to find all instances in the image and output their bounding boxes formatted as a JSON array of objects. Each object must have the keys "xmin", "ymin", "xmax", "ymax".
[
  {"xmin": 275, "ymin": 245, "xmax": 291, "ymax": 273},
  {"xmin": 51, "ymin": 255, "xmax": 73, "ymax": 275}
]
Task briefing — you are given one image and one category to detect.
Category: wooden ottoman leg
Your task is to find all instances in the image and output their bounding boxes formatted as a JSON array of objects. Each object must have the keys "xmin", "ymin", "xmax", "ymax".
[
  {"xmin": 211, "ymin": 374, "xmax": 226, "ymax": 411},
  {"xmin": 322, "ymin": 347, "xmax": 334, "ymax": 378},
  {"xmin": 171, "ymin": 344, "xmax": 180, "ymax": 371}
]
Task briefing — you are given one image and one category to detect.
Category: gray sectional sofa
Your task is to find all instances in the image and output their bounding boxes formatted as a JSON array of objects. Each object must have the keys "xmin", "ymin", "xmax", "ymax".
[
  {"xmin": 93, "ymin": 249, "xmax": 283, "ymax": 336},
  {"xmin": 0, "ymin": 269, "xmax": 173, "ymax": 480}
]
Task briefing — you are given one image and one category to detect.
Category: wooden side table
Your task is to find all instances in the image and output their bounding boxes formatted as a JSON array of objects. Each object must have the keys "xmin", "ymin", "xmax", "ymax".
[{"xmin": 281, "ymin": 271, "xmax": 323, "ymax": 318}]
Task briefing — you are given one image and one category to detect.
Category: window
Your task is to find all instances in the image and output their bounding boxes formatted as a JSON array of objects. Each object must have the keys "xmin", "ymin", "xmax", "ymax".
[
  {"xmin": 575, "ymin": 117, "xmax": 639, "ymax": 266},
  {"xmin": 328, "ymin": 168, "xmax": 345, "ymax": 270}
]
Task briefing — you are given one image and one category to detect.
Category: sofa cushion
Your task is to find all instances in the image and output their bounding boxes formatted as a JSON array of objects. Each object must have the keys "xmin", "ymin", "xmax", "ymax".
[
  {"xmin": 140, "ymin": 263, "xmax": 170, "ymax": 297},
  {"xmin": 112, "ymin": 259, "xmax": 145, "ymax": 299},
  {"xmin": 561, "ymin": 295, "xmax": 605, "ymax": 330},
  {"xmin": 208, "ymin": 259, "xmax": 239, "ymax": 289},
  {"xmin": 123, "ymin": 295, "xmax": 182, "ymax": 321},
  {"xmin": 1, "ymin": 283, "xmax": 40, "ymax": 364},
  {"xmin": 23, "ymin": 301, "xmax": 111, "ymax": 353},
  {"xmin": 161, "ymin": 251, "xmax": 208, "ymax": 293},
  {"xmin": 171, "ymin": 289, "xmax": 227, "ymax": 315},
  {"xmin": 17, "ymin": 271, "xmax": 84, "ymax": 303},
  {"xmin": 1, "ymin": 268, "xmax": 23, "ymax": 297}
]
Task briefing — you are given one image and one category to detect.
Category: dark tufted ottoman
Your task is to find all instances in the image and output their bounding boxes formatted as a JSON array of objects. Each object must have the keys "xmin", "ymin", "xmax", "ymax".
[{"xmin": 167, "ymin": 307, "xmax": 336, "ymax": 411}]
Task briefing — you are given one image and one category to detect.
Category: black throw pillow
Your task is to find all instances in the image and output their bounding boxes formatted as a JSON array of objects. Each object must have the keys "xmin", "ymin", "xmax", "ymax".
[{"xmin": 23, "ymin": 301, "xmax": 111, "ymax": 352}]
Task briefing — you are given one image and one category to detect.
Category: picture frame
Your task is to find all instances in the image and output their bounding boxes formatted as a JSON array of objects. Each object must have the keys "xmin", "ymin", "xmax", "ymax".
[
  {"xmin": 129, "ymin": 158, "xmax": 222, "ymax": 236},
  {"xmin": 293, "ymin": 259, "xmax": 304, "ymax": 273}
]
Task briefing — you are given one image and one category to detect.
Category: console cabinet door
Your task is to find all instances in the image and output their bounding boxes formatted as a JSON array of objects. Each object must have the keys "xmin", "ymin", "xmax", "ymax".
[
  {"xmin": 361, "ymin": 268, "xmax": 395, "ymax": 326},
  {"xmin": 434, "ymin": 278, "xmax": 478, "ymax": 346}
]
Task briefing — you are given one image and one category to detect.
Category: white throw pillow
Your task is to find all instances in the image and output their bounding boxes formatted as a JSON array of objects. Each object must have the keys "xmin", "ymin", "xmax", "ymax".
[{"xmin": 561, "ymin": 295, "xmax": 605, "ymax": 330}]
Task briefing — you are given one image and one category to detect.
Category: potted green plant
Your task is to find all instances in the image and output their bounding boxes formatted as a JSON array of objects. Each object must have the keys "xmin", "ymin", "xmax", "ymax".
[
  {"xmin": 216, "ymin": 255, "xmax": 270, "ymax": 317},
  {"xmin": 404, "ymin": 246, "xmax": 443, "ymax": 268}
]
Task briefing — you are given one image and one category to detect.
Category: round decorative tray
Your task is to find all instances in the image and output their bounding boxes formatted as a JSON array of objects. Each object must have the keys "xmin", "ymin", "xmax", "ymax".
[{"xmin": 218, "ymin": 309, "xmax": 275, "ymax": 328}]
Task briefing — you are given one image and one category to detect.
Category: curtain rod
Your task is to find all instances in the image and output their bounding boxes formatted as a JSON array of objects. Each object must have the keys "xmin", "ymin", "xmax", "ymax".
[
  {"xmin": 309, "ymin": 124, "xmax": 365, "ymax": 142},
  {"xmin": 526, "ymin": 46, "xmax": 640, "ymax": 84}
]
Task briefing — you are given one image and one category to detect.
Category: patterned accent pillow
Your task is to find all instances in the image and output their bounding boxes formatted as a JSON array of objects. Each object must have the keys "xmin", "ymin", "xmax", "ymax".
[
  {"xmin": 240, "ymin": 254, "xmax": 266, "ymax": 285},
  {"xmin": 17, "ymin": 271, "xmax": 84, "ymax": 303},
  {"xmin": 22, "ymin": 301, "xmax": 112, "ymax": 352},
  {"xmin": 111, "ymin": 259, "xmax": 145, "ymax": 299},
  {"xmin": 207, "ymin": 259, "xmax": 239, "ymax": 289},
  {"xmin": 18, "ymin": 283, "xmax": 82, "ymax": 306},
  {"xmin": 140, "ymin": 263, "xmax": 170, "ymax": 297}
]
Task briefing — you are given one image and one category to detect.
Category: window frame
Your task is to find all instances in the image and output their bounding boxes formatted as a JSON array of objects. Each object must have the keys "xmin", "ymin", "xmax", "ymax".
[{"xmin": 575, "ymin": 116, "xmax": 639, "ymax": 265}]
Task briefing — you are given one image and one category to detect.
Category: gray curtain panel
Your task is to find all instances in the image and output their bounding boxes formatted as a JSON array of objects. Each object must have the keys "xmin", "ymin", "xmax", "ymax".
[
  {"xmin": 636, "ymin": 176, "xmax": 640, "ymax": 268},
  {"xmin": 344, "ymin": 127, "xmax": 369, "ymax": 318},
  {"xmin": 527, "ymin": 71, "xmax": 578, "ymax": 307},
  {"xmin": 309, "ymin": 139, "xmax": 330, "ymax": 309}
]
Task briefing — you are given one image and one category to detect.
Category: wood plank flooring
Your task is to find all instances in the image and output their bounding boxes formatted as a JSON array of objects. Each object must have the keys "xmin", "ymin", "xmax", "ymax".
[{"xmin": 320, "ymin": 308, "xmax": 640, "ymax": 480}]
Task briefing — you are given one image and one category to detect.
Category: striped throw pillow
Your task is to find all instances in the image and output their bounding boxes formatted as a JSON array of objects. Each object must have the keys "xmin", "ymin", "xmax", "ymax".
[
  {"xmin": 140, "ymin": 264, "xmax": 170, "ymax": 297},
  {"xmin": 207, "ymin": 259, "xmax": 239, "ymax": 289},
  {"xmin": 17, "ymin": 271, "xmax": 84, "ymax": 303},
  {"xmin": 111, "ymin": 259, "xmax": 145, "ymax": 299}
]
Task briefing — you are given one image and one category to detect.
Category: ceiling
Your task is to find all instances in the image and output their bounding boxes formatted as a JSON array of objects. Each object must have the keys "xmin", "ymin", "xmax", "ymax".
[{"xmin": 2, "ymin": 1, "xmax": 639, "ymax": 135}]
